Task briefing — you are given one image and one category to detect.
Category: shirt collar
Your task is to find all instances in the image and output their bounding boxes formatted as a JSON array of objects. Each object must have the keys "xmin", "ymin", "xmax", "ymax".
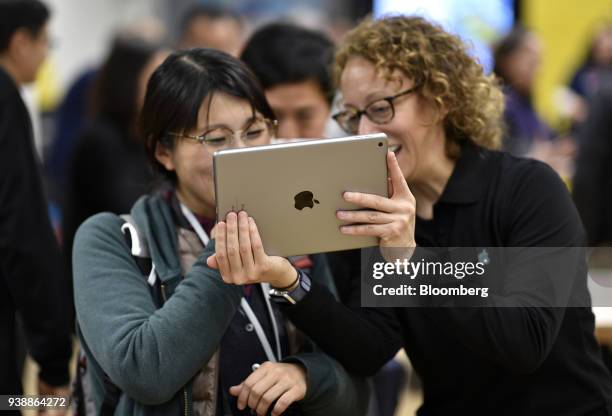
[{"xmin": 436, "ymin": 141, "xmax": 491, "ymax": 205}]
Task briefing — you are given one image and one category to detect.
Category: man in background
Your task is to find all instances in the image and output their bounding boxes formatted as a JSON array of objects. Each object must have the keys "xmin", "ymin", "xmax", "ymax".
[
  {"xmin": 0, "ymin": 0, "xmax": 72, "ymax": 409},
  {"xmin": 177, "ymin": 4, "xmax": 244, "ymax": 56},
  {"xmin": 241, "ymin": 22, "xmax": 335, "ymax": 139}
]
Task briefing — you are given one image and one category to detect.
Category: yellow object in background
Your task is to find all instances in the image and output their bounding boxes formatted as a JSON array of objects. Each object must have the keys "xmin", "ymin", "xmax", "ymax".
[
  {"xmin": 524, "ymin": 0, "xmax": 612, "ymax": 131},
  {"xmin": 34, "ymin": 57, "xmax": 62, "ymax": 113}
]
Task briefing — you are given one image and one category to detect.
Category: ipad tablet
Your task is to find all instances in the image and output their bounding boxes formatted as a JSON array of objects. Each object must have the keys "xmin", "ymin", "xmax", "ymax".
[{"xmin": 213, "ymin": 133, "xmax": 389, "ymax": 257}]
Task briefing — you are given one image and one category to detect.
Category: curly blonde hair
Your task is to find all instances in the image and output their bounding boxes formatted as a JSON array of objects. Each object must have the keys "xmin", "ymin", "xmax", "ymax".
[{"xmin": 335, "ymin": 15, "xmax": 504, "ymax": 157}]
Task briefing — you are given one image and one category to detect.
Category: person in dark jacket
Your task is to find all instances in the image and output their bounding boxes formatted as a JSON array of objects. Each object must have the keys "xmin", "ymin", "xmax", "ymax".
[
  {"xmin": 214, "ymin": 16, "xmax": 612, "ymax": 415},
  {"xmin": 0, "ymin": 0, "xmax": 72, "ymax": 410}
]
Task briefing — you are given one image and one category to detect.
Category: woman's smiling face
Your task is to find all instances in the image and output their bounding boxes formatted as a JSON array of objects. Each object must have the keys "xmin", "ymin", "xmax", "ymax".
[
  {"xmin": 338, "ymin": 56, "xmax": 446, "ymax": 183},
  {"xmin": 155, "ymin": 91, "xmax": 272, "ymax": 216}
]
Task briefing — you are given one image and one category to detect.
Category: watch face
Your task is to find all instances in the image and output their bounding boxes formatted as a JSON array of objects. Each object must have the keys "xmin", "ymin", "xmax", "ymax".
[
  {"xmin": 269, "ymin": 288, "xmax": 292, "ymax": 304},
  {"xmin": 269, "ymin": 288, "xmax": 284, "ymax": 297}
]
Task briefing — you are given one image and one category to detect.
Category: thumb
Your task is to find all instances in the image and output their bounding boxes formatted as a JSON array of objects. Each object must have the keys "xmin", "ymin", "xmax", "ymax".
[{"xmin": 206, "ymin": 254, "xmax": 219, "ymax": 269}]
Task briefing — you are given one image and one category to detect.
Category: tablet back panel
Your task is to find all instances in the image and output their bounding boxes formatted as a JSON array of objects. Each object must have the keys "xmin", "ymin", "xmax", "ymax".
[{"xmin": 214, "ymin": 133, "xmax": 388, "ymax": 257}]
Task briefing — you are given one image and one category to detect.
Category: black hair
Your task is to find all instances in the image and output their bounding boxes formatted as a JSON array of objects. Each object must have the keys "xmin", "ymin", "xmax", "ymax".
[
  {"xmin": 492, "ymin": 26, "xmax": 531, "ymax": 85},
  {"xmin": 240, "ymin": 22, "xmax": 335, "ymax": 104},
  {"xmin": 0, "ymin": 0, "xmax": 50, "ymax": 52},
  {"xmin": 90, "ymin": 36, "xmax": 160, "ymax": 136},
  {"xmin": 179, "ymin": 4, "xmax": 242, "ymax": 35},
  {"xmin": 140, "ymin": 47, "xmax": 275, "ymax": 182}
]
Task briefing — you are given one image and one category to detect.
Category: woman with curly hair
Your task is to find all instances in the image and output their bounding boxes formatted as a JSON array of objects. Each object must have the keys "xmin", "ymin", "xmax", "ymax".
[{"xmin": 213, "ymin": 15, "xmax": 612, "ymax": 415}]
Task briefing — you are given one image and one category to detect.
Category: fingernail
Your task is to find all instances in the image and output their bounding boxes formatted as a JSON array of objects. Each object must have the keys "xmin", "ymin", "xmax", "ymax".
[
  {"xmin": 337, "ymin": 211, "xmax": 346, "ymax": 219},
  {"xmin": 344, "ymin": 192, "xmax": 353, "ymax": 199}
]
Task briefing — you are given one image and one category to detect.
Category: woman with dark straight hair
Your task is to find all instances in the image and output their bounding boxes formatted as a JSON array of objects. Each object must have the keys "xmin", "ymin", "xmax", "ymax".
[{"xmin": 72, "ymin": 48, "xmax": 368, "ymax": 416}]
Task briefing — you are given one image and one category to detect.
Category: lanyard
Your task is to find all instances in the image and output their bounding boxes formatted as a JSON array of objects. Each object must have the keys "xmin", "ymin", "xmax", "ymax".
[
  {"xmin": 179, "ymin": 202, "xmax": 281, "ymax": 362},
  {"xmin": 240, "ymin": 296, "xmax": 281, "ymax": 362},
  {"xmin": 180, "ymin": 202, "xmax": 210, "ymax": 245}
]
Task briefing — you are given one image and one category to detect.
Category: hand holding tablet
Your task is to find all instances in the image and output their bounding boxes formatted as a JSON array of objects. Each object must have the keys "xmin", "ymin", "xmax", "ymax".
[
  {"xmin": 206, "ymin": 211, "xmax": 297, "ymax": 288},
  {"xmin": 337, "ymin": 151, "xmax": 416, "ymax": 250}
]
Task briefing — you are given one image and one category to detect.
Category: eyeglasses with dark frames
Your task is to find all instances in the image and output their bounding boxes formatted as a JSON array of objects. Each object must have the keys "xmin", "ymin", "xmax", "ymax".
[{"xmin": 332, "ymin": 85, "xmax": 420, "ymax": 135}]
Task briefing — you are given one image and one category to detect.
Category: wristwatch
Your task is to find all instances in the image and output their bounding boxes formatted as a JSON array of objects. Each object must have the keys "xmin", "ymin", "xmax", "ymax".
[{"xmin": 269, "ymin": 268, "xmax": 311, "ymax": 305}]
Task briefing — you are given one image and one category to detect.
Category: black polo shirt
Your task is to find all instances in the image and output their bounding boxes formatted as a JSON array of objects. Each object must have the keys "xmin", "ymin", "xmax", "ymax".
[{"xmin": 286, "ymin": 142, "xmax": 612, "ymax": 415}]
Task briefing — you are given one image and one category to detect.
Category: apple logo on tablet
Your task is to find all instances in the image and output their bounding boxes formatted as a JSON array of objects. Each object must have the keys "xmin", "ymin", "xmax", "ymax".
[{"xmin": 294, "ymin": 191, "xmax": 320, "ymax": 210}]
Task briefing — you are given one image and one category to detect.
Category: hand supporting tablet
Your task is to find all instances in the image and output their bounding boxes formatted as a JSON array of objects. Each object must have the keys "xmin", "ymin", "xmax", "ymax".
[{"xmin": 206, "ymin": 211, "xmax": 298, "ymax": 289}]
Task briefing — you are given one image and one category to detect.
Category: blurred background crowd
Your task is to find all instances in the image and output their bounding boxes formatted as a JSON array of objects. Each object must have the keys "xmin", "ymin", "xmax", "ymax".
[
  {"xmin": 20, "ymin": 0, "xmax": 612, "ymax": 250},
  {"xmin": 5, "ymin": 0, "xmax": 612, "ymax": 414}
]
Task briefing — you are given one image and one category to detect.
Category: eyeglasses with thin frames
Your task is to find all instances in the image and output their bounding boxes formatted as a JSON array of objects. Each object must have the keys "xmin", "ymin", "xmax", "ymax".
[{"xmin": 168, "ymin": 117, "xmax": 278, "ymax": 150}]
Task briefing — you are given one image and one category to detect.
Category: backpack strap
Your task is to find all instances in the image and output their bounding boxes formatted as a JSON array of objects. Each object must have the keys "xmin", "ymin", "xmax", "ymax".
[
  {"xmin": 120, "ymin": 214, "xmax": 154, "ymax": 282},
  {"xmin": 91, "ymin": 215, "xmax": 158, "ymax": 416}
]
